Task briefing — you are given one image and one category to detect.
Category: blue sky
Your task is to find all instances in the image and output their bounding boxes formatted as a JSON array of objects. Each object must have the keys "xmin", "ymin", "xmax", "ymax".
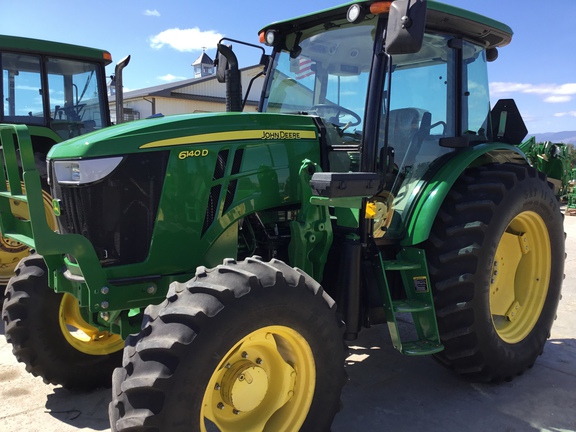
[{"xmin": 2, "ymin": 1, "xmax": 575, "ymax": 134}]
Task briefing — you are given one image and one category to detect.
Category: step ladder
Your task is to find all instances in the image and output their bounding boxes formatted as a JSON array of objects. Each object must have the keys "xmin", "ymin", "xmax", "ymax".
[{"xmin": 377, "ymin": 248, "xmax": 443, "ymax": 356}]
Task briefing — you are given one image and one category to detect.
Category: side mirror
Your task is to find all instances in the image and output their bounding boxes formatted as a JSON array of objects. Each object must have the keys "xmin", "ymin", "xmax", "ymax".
[{"xmin": 385, "ymin": 0, "xmax": 427, "ymax": 55}]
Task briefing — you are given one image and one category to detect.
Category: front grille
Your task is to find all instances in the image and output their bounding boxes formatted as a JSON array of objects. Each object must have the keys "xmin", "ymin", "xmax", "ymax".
[{"xmin": 51, "ymin": 152, "xmax": 169, "ymax": 266}]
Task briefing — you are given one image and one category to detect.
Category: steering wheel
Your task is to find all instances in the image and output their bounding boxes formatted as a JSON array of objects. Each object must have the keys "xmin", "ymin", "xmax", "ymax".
[
  {"xmin": 309, "ymin": 104, "xmax": 362, "ymax": 128},
  {"xmin": 55, "ymin": 104, "xmax": 86, "ymax": 122}
]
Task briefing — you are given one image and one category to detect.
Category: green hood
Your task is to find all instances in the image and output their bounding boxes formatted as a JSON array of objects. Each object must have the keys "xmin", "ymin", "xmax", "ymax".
[{"xmin": 47, "ymin": 112, "xmax": 320, "ymax": 159}]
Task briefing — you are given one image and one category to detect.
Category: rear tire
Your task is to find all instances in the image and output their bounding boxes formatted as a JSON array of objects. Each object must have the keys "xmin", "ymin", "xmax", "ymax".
[
  {"xmin": 110, "ymin": 256, "xmax": 347, "ymax": 432},
  {"xmin": 426, "ymin": 164, "xmax": 564, "ymax": 382},
  {"xmin": 2, "ymin": 254, "xmax": 123, "ymax": 389}
]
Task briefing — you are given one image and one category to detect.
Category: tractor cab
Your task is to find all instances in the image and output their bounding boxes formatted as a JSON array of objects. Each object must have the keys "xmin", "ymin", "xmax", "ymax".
[
  {"xmin": 1, "ymin": 35, "xmax": 113, "ymax": 142},
  {"xmin": 258, "ymin": 0, "xmax": 523, "ymax": 241}
]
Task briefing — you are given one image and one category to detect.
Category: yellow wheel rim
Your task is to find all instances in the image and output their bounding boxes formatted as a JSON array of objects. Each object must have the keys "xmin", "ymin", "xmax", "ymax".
[
  {"xmin": 201, "ymin": 326, "xmax": 315, "ymax": 432},
  {"xmin": 58, "ymin": 293, "xmax": 124, "ymax": 355},
  {"xmin": 0, "ymin": 183, "xmax": 57, "ymax": 284},
  {"xmin": 489, "ymin": 211, "xmax": 551, "ymax": 344}
]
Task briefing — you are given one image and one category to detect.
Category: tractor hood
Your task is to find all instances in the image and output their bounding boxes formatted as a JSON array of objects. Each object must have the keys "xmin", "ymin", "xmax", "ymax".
[{"xmin": 47, "ymin": 112, "xmax": 320, "ymax": 160}]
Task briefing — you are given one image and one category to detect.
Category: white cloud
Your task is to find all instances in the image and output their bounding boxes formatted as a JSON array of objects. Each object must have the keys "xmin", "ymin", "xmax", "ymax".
[
  {"xmin": 144, "ymin": 9, "xmax": 160, "ymax": 17},
  {"xmin": 149, "ymin": 28, "xmax": 223, "ymax": 52},
  {"xmin": 490, "ymin": 81, "xmax": 576, "ymax": 103},
  {"xmin": 554, "ymin": 111, "xmax": 576, "ymax": 117},
  {"xmin": 544, "ymin": 95, "xmax": 571, "ymax": 103},
  {"xmin": 158, "ymin": 74, "xmax": 186, "ymax": 82},
  {"xmin": 490, "ymin": 82, "xmax": 533, "ymax": 94}
]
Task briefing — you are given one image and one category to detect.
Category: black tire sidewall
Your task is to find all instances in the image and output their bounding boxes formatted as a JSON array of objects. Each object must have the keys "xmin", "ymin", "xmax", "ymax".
[
  {"xmin": 3, "ymin": 255, "xmax": 122, "ymax": 389},
  {"xmin": 443, "ymin": 168, "xmax": 563, "ymax": 376},
  {"xmin": 149, "ymin": 280, "xmax": 344, "ymax": 432}
]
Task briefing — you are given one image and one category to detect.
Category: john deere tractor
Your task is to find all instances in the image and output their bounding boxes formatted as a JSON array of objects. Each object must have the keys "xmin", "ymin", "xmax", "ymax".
[
  {"xmin": 0, "ymin": 1, "xmax": 564, "ymax": 431},
  {"xmin": 0, "ymin": 35, "xmax": 129, "ymax": 284},
  {"xmin": 519, "ymin": 136, "xmax": 572, "ymax": 198}
]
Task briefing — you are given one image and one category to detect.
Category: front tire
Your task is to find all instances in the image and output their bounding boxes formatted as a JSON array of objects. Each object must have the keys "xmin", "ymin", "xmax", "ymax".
[
  {"xmin": 2, "ymin": 254, "xmax": 124, "ymax": 389},
  {"xmin": 426, "ymin": 163, "xmax": 564, "ymax": 382},
  {"xmin": 110, "ymin": 257, "xmax": 347, "ymax": 432}
]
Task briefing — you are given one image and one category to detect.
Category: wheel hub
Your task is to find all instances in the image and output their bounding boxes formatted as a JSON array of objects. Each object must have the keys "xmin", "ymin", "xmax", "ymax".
[
  {"xmin": 220, "ymin": 360, "xmax": 269, "ymax": 412},
  {"xmin": 59, "ymin": 293, "xmax": 124, "ymax": 355},
  {"xmin": 489, "ymin": 211, "xmax": 551, "ymax": 343},
  {"xmin": 202, "ymin": 326, "xmax": 314, "ymax": 431}
]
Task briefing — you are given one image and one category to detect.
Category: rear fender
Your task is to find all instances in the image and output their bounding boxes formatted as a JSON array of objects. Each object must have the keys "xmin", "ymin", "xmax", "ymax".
[{"xmin": 401, "ymin": 143, "xmax": 528, "ymax": 246}]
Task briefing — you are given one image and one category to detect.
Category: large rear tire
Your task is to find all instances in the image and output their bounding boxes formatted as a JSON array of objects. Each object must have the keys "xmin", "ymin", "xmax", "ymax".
[
  {"xmin": 2, "ymin": 254, "xmax": 124, "ymax": 389},
  {"xmin": 110, "ymin": 256, "xmax": 347, "ymax": 432},
  {"xmin": 426, "ymin": 163, "xmax": 564, "ymax": 382}
]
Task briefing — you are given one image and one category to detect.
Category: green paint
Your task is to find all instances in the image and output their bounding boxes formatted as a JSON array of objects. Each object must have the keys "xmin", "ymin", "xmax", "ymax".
[{"xmin": 0, "ymin": 2, "xmax": 527, "ymax": 350}]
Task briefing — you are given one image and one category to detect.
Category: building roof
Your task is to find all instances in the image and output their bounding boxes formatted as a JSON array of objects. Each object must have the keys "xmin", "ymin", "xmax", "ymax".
[
  {"xmin": 110, "ymin": 64, "xmax": 264, "ymax": 102},
  {"xmin": 192, "ymin": 52, "xmax": 214, "ymax": 66}
]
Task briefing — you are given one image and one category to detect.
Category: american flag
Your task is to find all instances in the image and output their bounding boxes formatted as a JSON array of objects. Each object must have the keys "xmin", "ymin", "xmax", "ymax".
[{"xmin": 295, "ymin": 57, "xmax": 314, "ymax": 80}]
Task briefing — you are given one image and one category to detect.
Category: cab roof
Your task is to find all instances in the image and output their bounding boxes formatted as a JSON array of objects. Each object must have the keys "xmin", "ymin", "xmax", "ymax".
[
  {"xmin": 0, "ymin": 34, "xmax": 112, "ymax": 65},
  {"xmin": 259, "ymin": 0, "xmax": 513, "ymax": 49}
]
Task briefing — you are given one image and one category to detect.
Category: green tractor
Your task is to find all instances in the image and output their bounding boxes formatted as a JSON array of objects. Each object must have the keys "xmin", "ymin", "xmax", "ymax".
[
  {"xmin": 0, "ymin": 34, "xmax": 129, "ymax": 284},
  {"xmin": 519, "ymin": 136, "xmax": 572, "ymax": 198},
  {"xmin": 0, "ymin": 1, "xmax": 564, "ymax": 430}
]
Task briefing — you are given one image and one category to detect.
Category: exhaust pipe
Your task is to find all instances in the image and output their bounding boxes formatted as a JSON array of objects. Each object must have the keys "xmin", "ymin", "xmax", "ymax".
[
  {"xmin": 215, "ymin": 44, "xmax": 242, "ymax": 112},
  {"xmin": 114, "ymin": 55, "xmax": 131, "ymax": 124}
]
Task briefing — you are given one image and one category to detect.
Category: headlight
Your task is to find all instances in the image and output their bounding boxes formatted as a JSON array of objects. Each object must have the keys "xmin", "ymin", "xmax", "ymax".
[{"xmin": 53, "ymin": 157, "xmax": 123, "ymax": 185}]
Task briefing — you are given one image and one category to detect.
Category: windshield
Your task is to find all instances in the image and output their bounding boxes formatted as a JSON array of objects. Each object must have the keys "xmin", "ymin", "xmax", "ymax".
[
  {"xmin": 262, "ymin": 18, "xmax": 376, "ymax": 141},
  {"xmin": 1, "ymin": 52, "xmax": 107, "ymax": 138},
  {"xmin": 47, "ymin": 57, "xmax": 106, "ymax": 138}
]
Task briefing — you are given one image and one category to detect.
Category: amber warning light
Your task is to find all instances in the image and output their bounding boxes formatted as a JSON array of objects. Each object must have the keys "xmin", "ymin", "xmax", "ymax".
[{"xmin": 370, "ymin": 1, "xmax": 393, "ymax": 14}]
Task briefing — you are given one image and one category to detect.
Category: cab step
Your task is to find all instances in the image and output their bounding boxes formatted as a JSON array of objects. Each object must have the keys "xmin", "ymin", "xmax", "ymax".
[
  {"xmin": 377, "ymin": 248, "xmax": 444, "ymax": 356},
  {"xmin": 392, "ymin": 299, "xmax": 432, "ymax": 313},
  {"xmin": 400, "ymin": 340, "xmax": 444, "ymax": 356}
]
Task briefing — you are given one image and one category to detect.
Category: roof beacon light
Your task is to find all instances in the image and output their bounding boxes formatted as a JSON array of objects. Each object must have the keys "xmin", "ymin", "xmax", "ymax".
[{"xmin": 370, "ymin": 1, "xmax": 393, "ymax": 14}]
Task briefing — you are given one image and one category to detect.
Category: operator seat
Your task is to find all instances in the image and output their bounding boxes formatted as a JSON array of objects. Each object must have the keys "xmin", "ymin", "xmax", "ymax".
[
  {"xmin": 388, "ymin": 108, "xmax": 421, "ymax": 146},
  {"xmin": 387, "ymin": 108, "xmax": 429, "ymax": 169}
]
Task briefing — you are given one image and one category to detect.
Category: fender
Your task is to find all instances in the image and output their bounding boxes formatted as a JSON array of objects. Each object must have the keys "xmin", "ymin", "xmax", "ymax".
[
  {"xmin": 28, "ymin": 125, "xmax": 62, "ymax": 144},
  {"xmin": 401, "ymin": 143, "xmax": 529, "ymax": 246}
]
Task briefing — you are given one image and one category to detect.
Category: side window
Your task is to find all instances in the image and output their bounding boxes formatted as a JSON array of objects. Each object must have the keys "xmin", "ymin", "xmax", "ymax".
[
  {"xmin": 385, "ymin": 34, "xmax": 455, "ymax": 172},
  {"xmin": 1, "ymin": 53, "xmax": 44, "ymax": 124},
  {"xmin": 377, "ymin": 34, "xmax": 458, "ymax": 240},
  {"xmin": 462, "ymin": 42, "xmax": 491, "ymax": 141}
]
